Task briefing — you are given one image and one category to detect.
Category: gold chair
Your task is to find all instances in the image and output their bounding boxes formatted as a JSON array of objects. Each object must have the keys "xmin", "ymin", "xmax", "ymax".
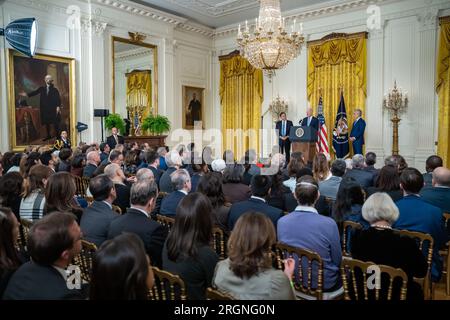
[
  {"xmin": 73, "ymin": 175, "xmax": 87, "ymax": 197},
  {"xmin": 273, "ymin": 242, "xmax": 343, "ymax": 300},
  {"xmin": 341, "ymin": 257, "xmax": 408, "ymax": 300},
  {"xmin": 212, "ymin": 227, "xmax": 227, "ymax": 260},
  {"xmin": 342, "ymin": 221, "xmax": 363, "ymax": 257},
  {"xmin": 439, "ymin": 213, "xmax": 450, "ymax": 296},
  {"xmin": 206, "ymin": 287, "xmax": 234, "ymax": 300},
  {"xmin": 156, "ymin": 214, "xmax": 175, "ymax": 232},
  {"xmin": 111, "ymin": 205, "xmax": 122, "ymax": 214},
  {"xmin": 18, "ymin": 218, "xmax": 33, "ymax": 250},
  {"xmin": 72, "ymin": 240, "xmax": 98, "ymax": 283},
  {"xmin": 393, "ymin": 229, "xmax": 434, "ymax": 300},
  {"xmin": 149, "ymin": 267, "xmax": 187, "ymax": 300}
]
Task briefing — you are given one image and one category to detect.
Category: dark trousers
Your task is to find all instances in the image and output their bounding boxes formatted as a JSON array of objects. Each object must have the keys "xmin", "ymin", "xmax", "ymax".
[{"xmin": 279, "ymin": 139, "xmax": 291, "ymax": 164}]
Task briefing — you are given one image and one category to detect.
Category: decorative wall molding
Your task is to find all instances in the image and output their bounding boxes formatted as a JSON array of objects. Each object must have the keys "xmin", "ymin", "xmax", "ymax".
[
  {"xmin": 114, "ymin": 46, "xmax": 153, "ymax": 61},
  {"xmin": 81, "ymin": 18, "xmax": 108, "ymax": 36}
]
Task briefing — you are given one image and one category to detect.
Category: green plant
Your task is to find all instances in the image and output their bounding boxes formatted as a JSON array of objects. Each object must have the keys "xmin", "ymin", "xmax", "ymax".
[
  {"xmin": 141, "ymin": 114, "xmax": 171, "ymax": 135},
  {"xmin": 105, "ymin": 113, "xmax": 125, "ymax": 134}
]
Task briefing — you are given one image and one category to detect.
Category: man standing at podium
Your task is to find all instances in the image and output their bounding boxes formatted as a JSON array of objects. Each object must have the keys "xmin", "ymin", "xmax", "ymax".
[
  {"xmin": 276, "ymin": 112, "xmax": 293, "ymax": 164},
  {"xmin": 300, "ymin": 107, "xmax": 319, "ymax": 132},
  {"xmin": 349, "ymin": 109, "xmax": 366, "ymax": 155}
]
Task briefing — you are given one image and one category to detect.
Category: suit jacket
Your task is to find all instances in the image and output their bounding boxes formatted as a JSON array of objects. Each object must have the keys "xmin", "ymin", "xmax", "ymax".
[
  {"xmin": 107, "ymin": 208, "xmax": 168, "ymax": 268},
  {"xmin": 222, "ymin": 183, "xmax": 251, "ymax": 204},
  {"xmin": 300, "ymin": 116, "xmax": 319, "ymax": 132},
  {"xmin": 82, "ymin": 163, "xmax": 98, "ymax": 178},
  {"xmin": 350, "ymin": 118, "xmax": 366, "ymax": 148},
  {"xmin": 106, "ymin": 134, "xmax": 124, "ymax": 149},
  {"xmin": 27, "ymin": 85, "xmax": 61, "ymax": 125},
  {"xmin": 149, "ymin": 165, "xmax": 163, "ymax": 187},
  {"xmin": 80, "ymin": 201, "xmax": 119, "ymax": 247},
  {"xmin": 423, "ymin": 172, "xmax": 433, "ymax": 186},
  {"xmin": 113, "ymin": 183, "xmax": 131, "ymax": 214},
  {"xmin": 228, "ymin": 197, "xmax": 283, "ymax": 230},
  {"xmin": 318, "ymin": 176, "xmax": 342, "ymax": 200},
  {"xmin": 57, "ymin": 160, "xmax": 71, "ymax": 173},
  {"xmin": 275, "ymin": 120, "xmax": 294, "ymax": 145},
  {"xmin": 160, "ymin": 191, "xmax": 187, "ymax": 216},
  {"xmin": 393, "ymin": 195, "xmax": 448, "ymax": 281},
  {"xmin": 343, "ymin": 169, "xmax": 374, "ymax": 190},
  {"xmin": 159, "ymin": 167, "xmax": 177, "ymax": 193},
  {"xmin": 100, "ymin": 152, "xmax": 109, "ymax": 163},
  {"xmin": 420, "ymin": 187, "xmax": 450, "ymax": 213},
  {"xmin": 2, "ymin": 261, "xmax": 87, "ymax": 300},
  {"xmin": 363, "ymin": 165, "xmax": 379, "ymax": 185}
]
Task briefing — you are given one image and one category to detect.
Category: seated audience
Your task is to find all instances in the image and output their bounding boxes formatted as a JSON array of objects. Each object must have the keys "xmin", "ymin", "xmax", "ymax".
[
  {"xmin": 1, "ymin": 152, "xmax": 15, "ymax": 174},
  {"xmin": 44, "ymin": 172, "xmax": 84, "ymax": 222},
  {"xmin": 157, "ymin": 147, "xmax": 168, "ymax": 171},
  {"xmin": 319, "ymin": 159, "xmax": 346, "ymax": 200},
  {"xmin": 211, "ymin": 159, "xmax": 226, "ymax": 174},
  {"xmin": 99, "ymin": 142, "xmax": 110, "ymax": 163},
  {"xmin": 21, "ymin": 152, "xmax": 40, "ymax": 177},
  {"xmin": 420, "ymin": 167, "xmax": 450, "ymax": 214},
  {"xmin": 351, "ymin": 192, "xmax": 428, "ymax": 300},
  {"xmin": 343, "ymin": 154, "xmax": 374, "ymax": 190},
  {"xmin": 213, "ymin": 212, "xmax": 295, "ymax": 300},
  {"xmin": 90, "ymin": 233, "xmax": 154, "ymax": 300},
  {"xmin": 70, "ymin": 154, "xmax": 85, "ymax": 177},
  {"xmin": 190, "ymin": 162, "xmax": 208, "ymax": 193},
  {"xmin": 160, "ymin": 169, "xmax": 191, "ymax": 216},
  {"xmin": 57, "ymin": 148, "xmax": 72, "ymax": 173},
  {"xmin": 80, "ymin": 174, "xmax": 119, "ymax": 247},
  {"xmin": 136, "ymin": 168, "xmax": 154, "ymax": 183},
  {"xmin": 278, "ymin": 175, "xmax": 342, "ymax": 293},
  {"xmin": 223, "ymin": 149, "xmax": 235, "ymax": 165},
  {"xmin": 0, "ymin": 172, "xmax": 23, "ymax": 219},
  {"xmin": 267, "ymin": 153, "xmax": 291, "ymax": 211},
  {"xmin": 2, "ymin": 212, "xmax": 87, "ymax": 300},
  {"xmin": 393, "ymin": 168, "xmax": 448, "ymax": 282},
  {"xmin": 108, "ymin": 180, "xmax": 168, "ymax": 268},
  {"xmin": 145, "ymin": 150, "xmax": 163, "ymax": 186},
  {"xmin": 6, "ymin": 153, "xmax": 22, "ymax": 173},
  {"xmin": 0, "ymin": 207, "xmax": 25, "ymax": 297},
  {"xmin": 222, "ymin": 164, "xmax": 251, "ymax": 204},
  {"xmin": 312, "ymin": 153, "xmax": 331, "ymax": 182},
  {"xmin": 163, "ymin": 193, "xmax": 218, "ymax": 299},
  {"xmin": 39, "ymin": 151, "xmax": 58, "ymax": 172},
  {"xmin": 124, "ymin": 150, "xmax": 139, "ymax": 176},
  {"xmin": 83, "ymin": 151, "xmax": 100, "ymax": 178},
  {"xmin": 197, "ymin": 172, "xmax": 230, "ymax": 231},
  {"xmin": 367, "ymin": 165, "xmax": 403, "ymax": 202},
  {"xmin": 363, "ymin": 152, "xmax": 379, "ymax": 184},
  {"xmin": 423, "ymin": 155, "xmax": 443, "ymax": 186},
  {"xmin": 20, "ymin": 165, "xmax": 54, "ymax": 222},
  {"xmin": 385, "ymin": 154, "xmax": 408, "ymax": 175},
  {"xmin": 228, "ymin": 175, "xmax": 282, "ymax": 230},
  {"xmin": 104, "ymin": 163, "xmax": 130, "ymax": 214},
  {"xmin": 159, "ymin": 150, "xmax": 182, "ymax": 193},
  {"xmin": 333, "ymin": 178, "xmax": 368, "ymax": 230},
  {"xmin": 283, "ymin": 152, "xmax": 312, "ymax": 192}
]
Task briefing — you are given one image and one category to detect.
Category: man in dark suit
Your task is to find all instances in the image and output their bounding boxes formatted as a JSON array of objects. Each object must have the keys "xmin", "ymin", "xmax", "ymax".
[
  {"xmin": 275, "ymin": 112, "xmax": 293, "ymax": 164},
  {"xmin": 99, "ymin": 142, "xmax": 110, "ymax": 163},
  {"xmin": 343, "ymin": 154, "xmax": 374, "ymax": 190},
  {"xmin": 106, "ymin": 127, "xmax": 124, "ymax": 150},
  {"xmin": 187, "ymin": 92, "xmax": 201, "ymax": 126},
  {"xmin": 300, "ymin": 107, "xmax": 319, "ymax": 132},
  {"xmin": 145, "ymin": 150, "xmax": 164, "ymax": 186},
  {"xmin": 228, "ymin": 175, "xmax": 283, "ymax": 230},
  {"xmin": 393, "ymin": 168, "xmax": 448, "ymax": 282},
  {"xmin": 80, "ymin": 174, "xmax": 119, "ymax": 247},
  {"xmin": 159, "ymin": 151, "xmax": 183, "ymax": 193},
  {"xmin": 160, "ymin": 169, "xmax": 191, "ymax": 216},
  {"xmin": 319, "ymin": 159, "xmax": 346, "ymax": 200},
  {"xmin": 349, "ymin": 109, "xmax": 366, "ymax": 155},
  {"xmin": 108, "ymin": 180, "xmax": 168, "ymax": 268},
  {"xmin": 20, "ymin": 74, "xmax": 61, "ymax": 141},
  {"xmin": 83, "ymin": 150, "xmax": 100, "ymax": 178},
  {"xmin": 3, "ymin": 212, "xmax": 87, "ymax": 300},
  {"xmin": 104, "ymin": 163, "xmax": 130, "ymax": 213},
  {"xmin": 423, "ymin": 155, "xmax": 443, "ymax": 186},
  {"xmin": 363, "ymin": 152, "xmax": 379, "ymax": 184},
  {"xmin": 421, "ymin": 167, "xmax": 450, "ymax": 214}
]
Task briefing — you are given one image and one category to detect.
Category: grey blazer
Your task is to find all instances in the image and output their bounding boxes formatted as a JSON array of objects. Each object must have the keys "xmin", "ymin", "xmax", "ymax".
[
  {"xmin": 319, "ymin": 176, "xmax": 342, "ymax": 200},
  {"xmin": 80, "ymin": 201, "xmax": 119, "ymax": 247}
]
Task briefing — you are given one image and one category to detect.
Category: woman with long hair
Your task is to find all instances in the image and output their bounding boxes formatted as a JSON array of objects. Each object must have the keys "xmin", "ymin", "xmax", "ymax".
[
  {"xmin": 20, "ymin": 164, "xmax": 54, "ymax": 222},
  {"xmin": 0, "ymin": 172, "xmax": 24, "ymax": 219},
  {"xmin": 312, "ymin": 153, "xmax": 331, "ymax": 182},
  {"xmin": 333, "ymin": 178, "xmax": 368, "ymax": 231},
  {"xmin": 163, "ymin": 192, "xmax": 218, "ymax": 300},
  {"xmin": 213, "ymin": 212, "xmax": 295, "ymax": 299},
  {"xmin": 197, "ymin": 172, "xmax": 230, "ymax": 231},
  {"xmin": 367, "ymin": 165, "xmax": 403, "ymax": 202},
  {"xmin": 283, "ymin": 152, "xmax": 312, "ymax": 192},
  {"xmin": 0, "ymin": 207, "xmax": 24, "ymax": 296},
  {"xmin": 90, "ymin": 233, "xmax": 154, "ymax": 300},
  {"xmin": 222, "ymin": 164, "xmax": 251, "ymax": 204},
  {"xmin": 44, "ymin": 172, "xmax": 83, "ymax": 222},
  {"xmin": 20, "ymin": 152, "xmax": 40, "ymax": 178}
]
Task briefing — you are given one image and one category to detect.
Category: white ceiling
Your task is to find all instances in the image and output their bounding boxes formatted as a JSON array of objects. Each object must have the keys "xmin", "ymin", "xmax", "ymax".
[{"xmin": 131, "ymin": 0, "xmax": 334, "ymax": 28}]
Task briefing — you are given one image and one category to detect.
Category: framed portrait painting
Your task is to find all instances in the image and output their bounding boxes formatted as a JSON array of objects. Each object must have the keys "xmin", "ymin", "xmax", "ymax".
[
  {"xmin": 182, "ymin": 85, "xmax": 205, "ymax": 129},
  {"xmin": 7, "ymin": 49, "xmax": 76, "ymax": 151}
]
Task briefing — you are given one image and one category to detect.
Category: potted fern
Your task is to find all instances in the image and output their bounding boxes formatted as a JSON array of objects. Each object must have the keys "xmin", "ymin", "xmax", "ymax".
[
  {"xmin": 105, "ymin": 113, "xmax": 126, "ymax": 135},
  {"xmin": 141, "ymin": 114, "xmax": 171, "ymax": 136}
]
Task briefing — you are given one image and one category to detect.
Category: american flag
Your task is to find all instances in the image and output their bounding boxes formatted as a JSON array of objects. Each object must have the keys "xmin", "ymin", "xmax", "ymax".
[{"xmin": 316, "ymin": 96, "xmax": 330, "ymax": 160}]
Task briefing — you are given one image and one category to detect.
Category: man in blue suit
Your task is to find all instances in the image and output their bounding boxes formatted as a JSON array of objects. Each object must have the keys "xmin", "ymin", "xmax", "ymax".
[
  {"xmin": 421, "ymin": 167, "xmax": 450, "ymax": 214},
  {"xmin": 275, "ymin": 112, "xmax": 293, "ymax": 164},
  {"xmin": 300, "ymin": 107, "xmax": 319, "ymax": 132},
  {"xmin": 393, "ymin": 168, "xmax": 448, "ymax": 282},
  {"xmin": 349, "ymin": 109, "xmax": 366, "ymax": 155},
  {"xmin": 160, "ymin": 169, "xmax": 191, "ymax": 216},
  {"xmin": 228, "ymin": 175, "xmax": 283, "ymax": 230}
]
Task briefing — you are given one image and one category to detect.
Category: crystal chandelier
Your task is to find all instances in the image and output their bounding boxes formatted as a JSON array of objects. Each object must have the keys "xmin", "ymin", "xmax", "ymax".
[
  {"xmin": 237, "ymin": 0, "xmax": 305, "ymax": 78},
  {"xmin": 269, "ymin": 95, "xmax": 288, "ymax": 121}
]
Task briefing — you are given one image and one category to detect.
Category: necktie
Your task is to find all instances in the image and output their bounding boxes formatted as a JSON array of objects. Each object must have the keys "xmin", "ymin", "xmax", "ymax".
[
  {"xmin": 114, "ymin": 135, "xmax": 118, "ymax": 144},
  {"xmin": 282, "ymin": 121, "xmax": 286, "ymax": 136},
  {"xmin": 46, "ymin": 86, "xmax": 49, "ymax": 95},
  {"xmin": 307, "ymin": 117, "xmax": 311, "ymax": 126}
]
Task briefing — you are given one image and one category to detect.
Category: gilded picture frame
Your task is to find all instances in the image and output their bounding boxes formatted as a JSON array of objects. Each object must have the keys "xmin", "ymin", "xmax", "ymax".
[
  {"xmin": 7, "ymin": 49, "xmax": 76, "ymax": 151},
  {"xmin": 182, "ymin": 85, "xmax": 205, "ymax": 130}
]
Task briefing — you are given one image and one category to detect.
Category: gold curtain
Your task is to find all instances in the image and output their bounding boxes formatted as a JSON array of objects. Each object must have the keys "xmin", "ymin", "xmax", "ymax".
[
  {"xmin": 126, "ymin": 70, "xmax": 152, "ymax": 118},
  {"xmin": 307, "ymin": 32, "xmax": 367, "ymax": 158},
  {"xmin": 219, "ymin": 53, "xmax": 263, "ymax": 160},
  {"xmin": 436, "ymin": 17, "xmax": 450, "ymax": 167}
]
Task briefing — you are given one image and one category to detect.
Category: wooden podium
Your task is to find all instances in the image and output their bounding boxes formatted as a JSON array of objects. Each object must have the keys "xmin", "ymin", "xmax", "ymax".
[
  {"xmin": 124, "ymin": 135, "xmax": 167, "ymax": 148},
  {"xmin": 289, "ymin": 126, "xmax": 318, "ymax": 163}
]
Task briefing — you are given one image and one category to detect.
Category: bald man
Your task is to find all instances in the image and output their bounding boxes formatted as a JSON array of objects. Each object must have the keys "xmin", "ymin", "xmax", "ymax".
[
  {"xmin": 421, "ymin": 166, "xmax": 450, "ymax": 214},
  {"xmin": 299, "ymin": 107, "xmax": 319, "ymax": 132},
  {"xmin": 83, "ymin": 151, "xmax": 101, "ymax": 178},
  {"xmin": 20, "ymin": 74, "xmax": 62, "ymax": 141}
]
